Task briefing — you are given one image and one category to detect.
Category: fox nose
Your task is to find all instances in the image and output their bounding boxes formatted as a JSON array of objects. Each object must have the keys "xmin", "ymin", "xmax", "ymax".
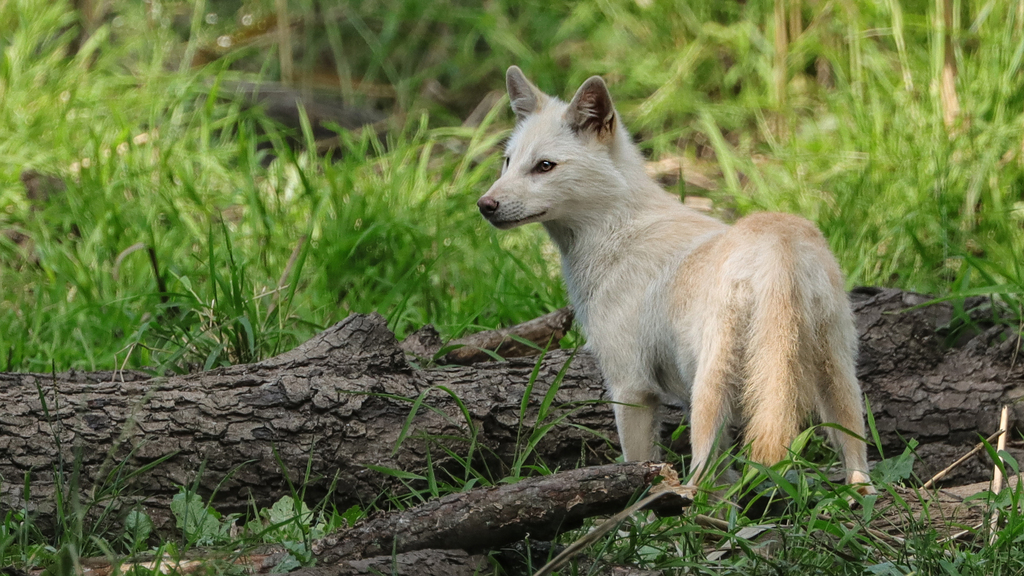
[{"xmin": 477, "ymin": 196, "xmax": 499, "ymax": 217}]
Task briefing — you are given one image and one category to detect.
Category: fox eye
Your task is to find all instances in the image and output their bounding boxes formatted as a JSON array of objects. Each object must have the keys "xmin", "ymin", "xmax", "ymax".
[
  {"xmin": 533, "ymin": 160, "xmax": 557, "ymax": 173},
  {"xmin": 502, "ymin": 157, "xmax": 510, "ymax": 172}
]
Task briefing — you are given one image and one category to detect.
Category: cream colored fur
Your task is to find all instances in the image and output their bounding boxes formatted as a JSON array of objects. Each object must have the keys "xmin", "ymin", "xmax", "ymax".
[{"xmin": 478, "ymin": 66, "xmax": 873, "ymax": 492}]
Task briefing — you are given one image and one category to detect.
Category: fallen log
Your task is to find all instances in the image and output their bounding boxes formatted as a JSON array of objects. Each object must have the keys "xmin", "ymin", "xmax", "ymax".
[
  {"xmin": 1, "ymin": 288, "xmax": 1021, "ymax": 536},
  {"xmin": 0, "ymin": 313, "xmax": 618, "ymax": 536},
  {"xmin": 289, "ymin": 550, "xmax": 489, "ymax": 576},
  {"xmin": 312, "ymin": 462, "xmax": 684, "ymax": 563}
]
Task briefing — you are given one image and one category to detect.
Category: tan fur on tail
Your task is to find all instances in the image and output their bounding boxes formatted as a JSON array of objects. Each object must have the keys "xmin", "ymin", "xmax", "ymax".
[{"xmin": 478, "ymin": 67, "xmax": 874, "ymax": 494}]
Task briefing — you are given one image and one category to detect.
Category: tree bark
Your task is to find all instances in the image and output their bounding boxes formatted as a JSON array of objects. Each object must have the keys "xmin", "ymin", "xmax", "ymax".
[
  {"xmin": 1, "ymin": 288, "xmax": 1021, "ymax": 536},
  {"xmin": 311, "ymin": 462, "xmax": 680, "ymax": 562},
  {"xmin": 0, "ymin": 313, "xmax": 618, "ymax": 536},
  {"xmin": 289, "ymin": 550, "xmax": 489, "ymax": 576},
  {"xmin": 68, "ymin": 550, "xmax": 492, "ymax": 576},
  {"xmin": 852, "ymin": 287, "xmax": 1024, "ymax": 484}
]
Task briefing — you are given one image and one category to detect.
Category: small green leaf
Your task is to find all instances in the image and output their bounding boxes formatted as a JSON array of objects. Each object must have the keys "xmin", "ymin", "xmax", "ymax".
[
  {"xmin": 339, "ymin": 505, "xmax": 363, "ymax": 528},
  {"xmin": 871, "ymin": 446, "xmax": 916, "ymax": 484},
  {"xmin": 123, "ymin": 509, "xmax": 153, "ymax": 552}
]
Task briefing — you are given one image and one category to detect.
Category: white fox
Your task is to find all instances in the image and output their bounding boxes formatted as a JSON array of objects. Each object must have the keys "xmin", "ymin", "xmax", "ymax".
[{"xmin": 478, "ymin": 66, "xmax": 873, "ymax": 492}]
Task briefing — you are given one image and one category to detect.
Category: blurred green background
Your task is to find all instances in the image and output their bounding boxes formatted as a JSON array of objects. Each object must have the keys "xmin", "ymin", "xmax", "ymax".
[{"xmin": 1, "ymin": 0, "xmax": 1022, "ymax": 372}]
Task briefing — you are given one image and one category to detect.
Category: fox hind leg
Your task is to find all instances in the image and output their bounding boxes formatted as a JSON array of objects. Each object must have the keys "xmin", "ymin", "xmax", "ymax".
[
  {"xmin": 815, "ymin": 318, "xmax": 874, "ymax": 494},
  {"xmin": 687, "ymin": 300, "xmax": 741, "ymax": 484}
]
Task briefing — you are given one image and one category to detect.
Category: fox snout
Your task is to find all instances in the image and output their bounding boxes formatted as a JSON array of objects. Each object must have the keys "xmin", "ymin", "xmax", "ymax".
[
  {"xmin": 477, "ymin": 195, "xmax": 499, "ymax": 218},
  {"xmin": 476, "ymin": 187, "xmax": 541, "ymax": 229}
]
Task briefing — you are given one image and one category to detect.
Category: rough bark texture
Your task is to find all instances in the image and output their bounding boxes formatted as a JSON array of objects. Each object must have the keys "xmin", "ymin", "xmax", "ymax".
[
  {"xmin": 312, "ymin": 462, "xmax": 673, "ymax": 562},
  {"xmin": 286, "ymin": 550, "xmax": 489, "ymax": 576},
  {"xmin": 852, "ymin": 287, "xmax": 1024, "ymax": 483},
  {"xmin": 0, "ymin": 313, "xmax": 617, "ymax": 535},
  {"xmin": 65, "ymin": 550, "xmax": 488, "ymax": 576},
  {"xmin": 289, "ymin": 550, "xmax": 656, "ymax": 576},
  {"xmin": 1, "ymin": 288, "xmax": 1022, "ymax": 536}
]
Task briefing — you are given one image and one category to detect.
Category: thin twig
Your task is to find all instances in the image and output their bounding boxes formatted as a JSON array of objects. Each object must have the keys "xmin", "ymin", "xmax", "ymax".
[
  {"xmin": 111, "ymin": 341, "xmax": 138, "ymax": 384},
  {"xmin": 532, "ymin": 467, "xmax": 695, "ymax": 576},
  {"xmin": 112, "ymin": 241, "xmax": 146, "ymax": 281},
  {"xmin": 847, "ymin": 522, "xmax": 905, "ymax": 546},
  {"xmin": 694, "ymin": 513, "xmax": 730, "ymax": 531},
  {"xmin": 818, "ymin": 512, "xmax": 906, "ymax": 547},
  {"xmin": 989, "ymin": 405, "xmax": 1010, "ymax": 544},
  {"xmin": 992, "ymin": 406, "xmax": 1010, "ymax": 494},
  {"xmin": 937, "ymin": 521, "xmax": 984, "ymax": 545},
  {"xmin": 531, "ymin": 491, "xmax": 671, "ymax": 576},
  {"xmin": 923, "ymin": 429, "xmax": 1006, "ymax": 490}
]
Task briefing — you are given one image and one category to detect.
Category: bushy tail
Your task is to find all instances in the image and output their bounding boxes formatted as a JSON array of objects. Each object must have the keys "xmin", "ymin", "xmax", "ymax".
[{"xmin": 741, "ymin": 267, "xmax": 812, "ymax": 465}]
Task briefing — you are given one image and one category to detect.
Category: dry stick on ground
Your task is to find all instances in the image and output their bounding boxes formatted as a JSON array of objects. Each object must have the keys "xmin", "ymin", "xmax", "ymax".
[
  {"xmin": 440, "ymin": 306, "xmax": 576, "ymax": 365},
  {"xmin": 938, "ymin": 521, "xmax": 985, "ymax": 545},
  {"xmin": 922, "ymin": 429, "xmax": 1006, "ymax": 490},
  {"xmin": 312, "ymin": 462, "xmax": 684, "ymax": 563},
  {"xmin": 992, "ymin": 405, "xmax": 1011, "ymax": 494},
  {"xmin": 990, "ymin": 404, "xmax": 1011, "ymax": 542}
]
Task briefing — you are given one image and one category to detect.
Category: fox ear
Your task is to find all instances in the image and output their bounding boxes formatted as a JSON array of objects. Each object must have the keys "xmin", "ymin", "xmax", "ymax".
[
  {"xmin": 506, "ymin": 66, "xmax": 547, "ymax": 122},
  {"xmin": 565, "ymin": 76, "xmax": 615, "ymax": 140}
]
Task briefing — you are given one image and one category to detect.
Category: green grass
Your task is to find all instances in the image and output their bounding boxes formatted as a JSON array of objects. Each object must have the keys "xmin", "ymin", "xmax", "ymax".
[
  {"xmin": 3, "ymin": 0, "xmax": 1024, "ymax": 573},
  {"xmin": 3, "ymin": 0, "xmax": 1024, "ymax": 372}
]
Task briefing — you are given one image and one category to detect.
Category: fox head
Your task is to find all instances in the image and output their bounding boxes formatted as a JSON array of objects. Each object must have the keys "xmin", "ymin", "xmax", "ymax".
[{"xmin": 477, "ymin": 66, "xmax": 646, "ymax": 231}]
